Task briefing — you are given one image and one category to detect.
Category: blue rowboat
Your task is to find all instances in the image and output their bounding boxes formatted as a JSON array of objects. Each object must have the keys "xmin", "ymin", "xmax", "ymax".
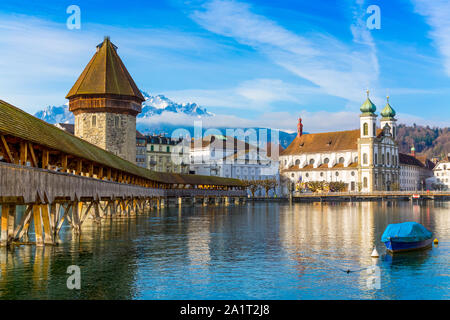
[{"xmin": 382, "ymin": 222, "xmax": 432, "ymax": 253}]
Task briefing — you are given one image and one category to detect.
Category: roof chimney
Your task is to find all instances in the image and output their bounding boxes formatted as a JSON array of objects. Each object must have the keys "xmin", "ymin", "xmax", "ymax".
[{"xmin": 297, "ymin": 118, "xmax": 303, "ymax": 138}]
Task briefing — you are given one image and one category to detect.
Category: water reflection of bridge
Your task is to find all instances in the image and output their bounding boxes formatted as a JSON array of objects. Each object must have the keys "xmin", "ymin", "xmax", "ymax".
[{"xmin": 0, "ymin": 100, "xmax": 246, "ymax": 247}]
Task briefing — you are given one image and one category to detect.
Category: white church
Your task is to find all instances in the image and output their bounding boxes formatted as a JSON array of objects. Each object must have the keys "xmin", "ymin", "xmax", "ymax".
[{"xmin": 280, "ymin": 91, "xmax": 402, "ymax": 194}]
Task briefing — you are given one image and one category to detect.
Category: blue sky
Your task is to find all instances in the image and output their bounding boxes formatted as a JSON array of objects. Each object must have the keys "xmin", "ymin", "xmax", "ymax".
[{"xmin": 0, "ymin": 0, "xmax": 449, "ymax": 132}]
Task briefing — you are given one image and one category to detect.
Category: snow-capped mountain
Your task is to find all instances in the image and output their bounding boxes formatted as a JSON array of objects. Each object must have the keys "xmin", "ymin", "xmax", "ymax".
[
  {"xmin": 34, "ymin": 103, "xmax": 74, "ymax": 124},
  {"xmin": 34, "ymin": 91, "xmax": 213, "ymax": 124},
  {"xmin": 140, "ymin": 91, "xmax": 213, "ymax": 118}
]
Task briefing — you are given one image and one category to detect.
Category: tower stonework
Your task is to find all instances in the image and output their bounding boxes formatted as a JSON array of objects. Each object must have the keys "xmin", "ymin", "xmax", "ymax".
[{"xmin": 66, "ymin": 37, "xmax": 144, "ymax": 163}]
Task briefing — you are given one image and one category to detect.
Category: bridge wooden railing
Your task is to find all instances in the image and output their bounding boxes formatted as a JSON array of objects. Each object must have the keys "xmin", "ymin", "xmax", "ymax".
[{"xmin": 0, "ymin": 161, "xmax": 247, "ymax": 247}]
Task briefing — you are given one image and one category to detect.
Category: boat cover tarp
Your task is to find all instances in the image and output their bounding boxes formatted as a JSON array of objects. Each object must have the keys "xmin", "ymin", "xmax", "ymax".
[{"xmin": 381, "ymin": 222, "xmax": 432, "ymax": 243}]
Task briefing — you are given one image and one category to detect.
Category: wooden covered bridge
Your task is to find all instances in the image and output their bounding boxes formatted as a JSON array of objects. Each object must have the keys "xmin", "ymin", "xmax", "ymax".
[{"xmin": 0, "ymin": 99, "xmax": 246, "ymax": 246}]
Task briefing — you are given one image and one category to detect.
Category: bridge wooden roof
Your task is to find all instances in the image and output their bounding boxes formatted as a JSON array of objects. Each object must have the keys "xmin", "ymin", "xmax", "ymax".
[
  {"xmin": 0, "ymin": 99, "xmax": 243, "ymax": 187},
  {"xmin": 66, "ymin": 37, "xmax": 144, "ymax": 102}
]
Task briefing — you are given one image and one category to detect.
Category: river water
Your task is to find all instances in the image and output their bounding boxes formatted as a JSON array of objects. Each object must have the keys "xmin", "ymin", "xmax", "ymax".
[{"xmin": 0, "ymin": 201, "xmax": 448, "ymax": 299}]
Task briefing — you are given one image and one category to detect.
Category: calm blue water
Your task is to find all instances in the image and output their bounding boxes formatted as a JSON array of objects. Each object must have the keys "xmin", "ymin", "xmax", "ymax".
[{"xmin": 0, "ymin": 201, "xmax": 448, "ymax": 299}]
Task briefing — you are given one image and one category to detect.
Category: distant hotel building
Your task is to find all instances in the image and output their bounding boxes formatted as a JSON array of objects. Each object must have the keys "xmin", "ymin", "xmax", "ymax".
[
  {"xmin": 190, "ymin": 135, "xmax": 280, "ymax": 195},
  {"xmin": 427, "ymin": 155, "xmax": 450, "ymax": 190},
  {"xmin": 145, "ymin": 134, "xmax": 190, "ymax": 173},
  {"xmin": 279, "ymin": 92, "xmax": 434, "ymax": 194},
  {"xmin": 399, "ymin": 148, "xmax": 435, "ymax": 191},
  {"xmin": 136, "ymin": 131, "xmax": 147, "ymax": 168}
]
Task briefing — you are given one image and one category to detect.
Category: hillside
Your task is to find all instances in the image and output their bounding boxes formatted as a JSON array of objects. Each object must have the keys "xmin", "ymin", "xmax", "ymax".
[{"xmin": 397, "ymin": 124, "xmax": 450, "ymax": 158}]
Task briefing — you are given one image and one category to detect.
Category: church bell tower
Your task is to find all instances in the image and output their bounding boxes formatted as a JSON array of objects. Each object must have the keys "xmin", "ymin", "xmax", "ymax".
[{"xmin": 358, "ymin": 90, "xmax": 377, "ymax": 192}]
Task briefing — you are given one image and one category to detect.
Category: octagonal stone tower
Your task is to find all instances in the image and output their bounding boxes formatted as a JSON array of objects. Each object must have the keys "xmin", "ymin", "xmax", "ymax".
[{"xmin": 66, "ymin": 37, "xmax": 144, "ymax": 163}]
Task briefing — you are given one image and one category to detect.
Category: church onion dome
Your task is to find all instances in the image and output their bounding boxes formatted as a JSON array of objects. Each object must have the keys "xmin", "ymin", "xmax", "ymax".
[
  {"xmin": 380, "ymin": 96, "xmax": 396, "ymax": 118},
  {"xmin": 360, "ymin": 90, "xmax": 377, "ymax": 114}
]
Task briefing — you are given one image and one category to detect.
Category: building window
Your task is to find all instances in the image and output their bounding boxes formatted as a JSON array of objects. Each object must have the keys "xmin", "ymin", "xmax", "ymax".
[
  {"xmin": 363, "ymin": 177, "xmax": 368, "ymax": 188},
  {"xmin": 363, "ymin": 153, "xmax": 368, "ymax": 165},
  {"xmin": 363, "ymin": 123, "xmax": 368, "ymax": 136},
  {"xmin": 387, "ymin": 152, "xmax": 390, "ymax": 165},
  {"xmin": 373, "ymin": 123, "xmax": 376, "ymax": 136},
  {"xmin": 335, "ymin": 172, "xmax": 339, "ymax": 176},
  {"xmin": 150, "ymin": 145, "xmax": 154, "ymax": 151},
  {"xmin": 167, "ymin": 146, "xmax": 170, "ymax": 153},
  {"xmin": 114, "ymin": 116, "xmax": 119, "ymax": 127},
  {"xmin": 324, "ymin": 158, "xmax": 329, "ymax": 164},
  {"xmin": 295, "ymin": 159, "xmax": 300, "ymax": 166},
  {"xmin": 309, "ymin": 159, "xmax": 315, "ymax": 165},
  {"xmin": 351, "ymin": 171, "xmax": 355, "ymax": 176},
  {"xmin": 320, "ymin": 172, "xmax": 324, "ymax": 177},
  {"xmin": 338, "ymin": 157, "xmax": 345, "ymax": 164},
  {"xmin": 92, "ymin": 115, "xmax": 96, "ymax": 127}
]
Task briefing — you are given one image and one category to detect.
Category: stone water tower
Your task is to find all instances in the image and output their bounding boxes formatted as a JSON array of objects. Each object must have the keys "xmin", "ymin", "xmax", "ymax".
[{"xmin": 66, "ymin": 37, "xmax": 144, "ymax": 163}]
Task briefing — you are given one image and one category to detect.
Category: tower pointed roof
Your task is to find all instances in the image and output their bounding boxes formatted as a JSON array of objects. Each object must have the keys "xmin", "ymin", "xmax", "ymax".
[
  {"xmin": 380, "ymin": 96, "xmax": 396, "ymax": 118},
  {"xmin": 66, "ymin": 37, "xmax": 144, "ymax": 102},
  {"xmin": 360, "ymin": 90, "xmax": 377, "ymax": 114}
]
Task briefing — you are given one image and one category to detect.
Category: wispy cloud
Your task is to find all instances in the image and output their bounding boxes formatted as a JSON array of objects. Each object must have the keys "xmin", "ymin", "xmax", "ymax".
[
  {"xmin": 190, "ymin": 0, "xmax": 380, "ymax": 103},
  {"xmin": 138, "ymin": 108, "xmax": 449, "ymax": 134},
  {"xmin": 0, "ymin": 14, "xmax": 227, "ymax": 112},
  {"xmin": 412, "ymin": 0, "xmax": 450, "ymax": 76},
  {"xmin": 162, "ymin": 78, "xmax": 323, "ymax": 110}
]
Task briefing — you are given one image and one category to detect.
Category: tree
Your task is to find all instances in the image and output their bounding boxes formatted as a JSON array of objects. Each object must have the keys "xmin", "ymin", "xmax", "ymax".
[
  {"xmin": 329, "ymin": 181, "xmax": 347, "ymax": 192},
  {"xmin": 243, "ymin": 179, "xmax": 259, "ymax": 197},
  {"xmin": 261, "ymin": 179, "xmax": 277, "ymax": 197},
  {"xmin": 391, "ymin": 182, "xmax": 400, "ymax": 191}
]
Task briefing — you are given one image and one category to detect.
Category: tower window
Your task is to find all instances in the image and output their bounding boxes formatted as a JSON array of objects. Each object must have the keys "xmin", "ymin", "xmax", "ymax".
[
  {"xmin": 363, "ymin": 123, "xmax": 368, "ymax": 136},
  {"xmin": 373, "ymin": 123, "xmax": 376, "ymax": 136},
  {"xmin": 363, "ymin": 153, "xmax": 368, "ymax": 165},
  {"xmin": 92, "ymin": 115, "xmax": 96, "ymax": 127},
  {"xmin": 363, "ymin": 177, "xmax": 368, "ymax": 188}
]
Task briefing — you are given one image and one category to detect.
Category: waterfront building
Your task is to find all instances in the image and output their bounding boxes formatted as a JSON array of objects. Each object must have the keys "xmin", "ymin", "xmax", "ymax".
[
  {"xmin": 190, "ymin": 135, "xmax": 279, "ymax": 196},
  {"xmin": 136, "ymin": 131, "xmax": 147, "ymax": 168},
  {"xmin": 66, "ymin": 37, "xmax": 144, "ymax": 164},
  {"xmin": 145, "ymin": 134, "xmax": 190, "ymax": 173},
  {"xmin": 427, "ymin": 154, "xmax": 450, "ymax": 190},
  {"xmin": 280, "ymin": 93, "xmax": 401, "ymax": 194},
  {"xmin": 399, "ymin": 150, "xmax": 435, "ymax": 191}
]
